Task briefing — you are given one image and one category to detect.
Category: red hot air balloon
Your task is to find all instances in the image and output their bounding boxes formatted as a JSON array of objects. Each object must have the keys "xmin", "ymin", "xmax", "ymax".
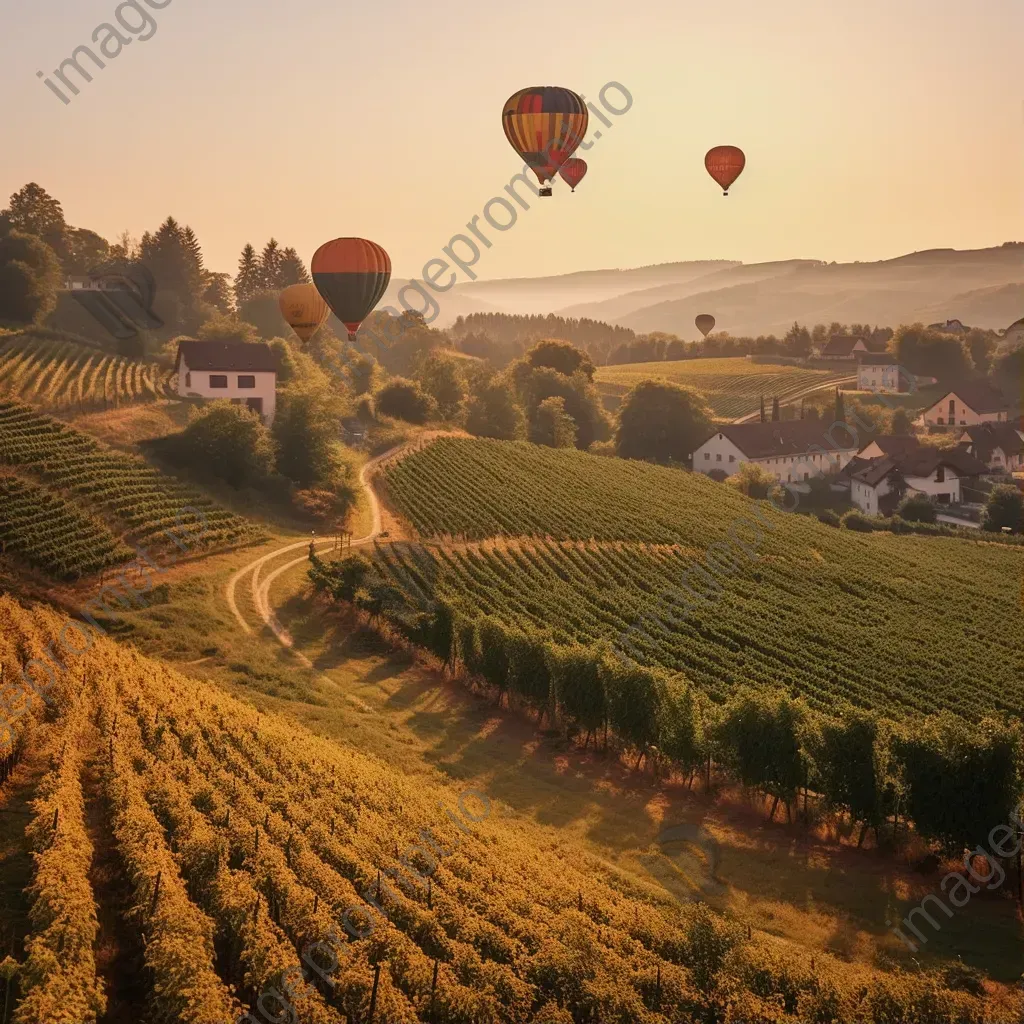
[
  {"xmin": 705, "ymin": 146, "xmax": 746, "ymax": 196},
  {"xmin": 503, "ymin": 87, "xmax": 589, "ymax": 197},
  {"xmin": 695, "ymin": 314, "xmax": 716, "ymax": 338},
  {"xmin": 311, "ymin": 238, "xmax": 391, "ymax": 341},
  {"xmin": 559, "ymin": 158, "xmax": 587, "ymax": 192}
]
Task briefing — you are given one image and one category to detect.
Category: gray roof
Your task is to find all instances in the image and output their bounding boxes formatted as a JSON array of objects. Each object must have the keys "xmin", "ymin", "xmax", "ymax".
[{"xmin": 175, "ymin": 341, "xmax": 278, "ymax": 373}]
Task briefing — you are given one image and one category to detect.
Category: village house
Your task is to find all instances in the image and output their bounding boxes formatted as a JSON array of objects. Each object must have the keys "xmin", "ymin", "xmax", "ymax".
[
  {"xmin": 692, "ymin": 420, "xmax": 861, "ymax": 485},
  {"xmin": 927, "ymin": 319, "xmax": 970, "ymax": 335},
  {"xmin": 918, "ymin": 381, "xmax": 1010, "ymax": 429},
  {"xmin": 175, "ymin": 340, "xmax": 278, "ymax": 425},
  {"xmin": 842, "ymin": 440, "xmax": 986, "ymax": 514},
  {"xmin": 857, "ymin": 354, "xmax": 912, "ymax": 393},
  {"xmin": 956, "ymin": 423, "xmax": 1024, "ymax": 474},
  {"xmin": 813, "ymin": 335, "xmax": 869, "ymax": 360}
]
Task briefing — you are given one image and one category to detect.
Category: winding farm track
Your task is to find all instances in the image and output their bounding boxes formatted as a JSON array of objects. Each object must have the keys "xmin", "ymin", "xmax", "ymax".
[{"xmin": 224, "ymin": 433, "xmax": 456, "ymax": 653}]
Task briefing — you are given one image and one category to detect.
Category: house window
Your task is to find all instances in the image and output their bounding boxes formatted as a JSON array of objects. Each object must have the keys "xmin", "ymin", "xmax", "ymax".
[
  {"xmin": 804, "ymin": 473, "xmax": 809, "ymax": 481},
  {"xmin": 238, "ymin": 375, "xmax": 256, "ymax": 389},
  {"xmin": 704, "ymin": 453, "xmax": 710, "ymax": 461},
  {"xmin": 729, "ymin": 455, "xmax": 735, "ymax": 463},
  {"xmin": 960, "ymin": 420, "xmax": 966, "ymax": 425},
  {"xmin": 937, "ymin": 417, "xmax": 944, "ymax": 425},
  {"xmin": 716, "ymin": 454, "xmax": 722, "ymax": 462},
  {"xmin": 787, "ymin": 474, "xmax": 791, "ymax": 483},
  {"xmin": 936, "ymin": 467, "xmax": 945, "ymax": 483},
  {"xmin": 185, "ymin": 372, "xmax": 191, "ymax": 388},
  {"xmin": 209, "ymin": 375, "xmax": 228, "ymax": 389},
  {"xmin": 948, "ymin": 399, "xmax": 955, "ymax": 418}
]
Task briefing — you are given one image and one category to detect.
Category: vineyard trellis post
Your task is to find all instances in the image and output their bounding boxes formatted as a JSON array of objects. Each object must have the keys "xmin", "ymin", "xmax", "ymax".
[{"xmin": 368, "ymin": 962, "xmax": 381, "ymax": 1023}]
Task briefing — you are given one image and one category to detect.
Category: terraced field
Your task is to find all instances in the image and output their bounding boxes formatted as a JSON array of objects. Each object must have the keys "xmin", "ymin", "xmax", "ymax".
[
  {"xmin": 0, "ymin": 402, "xmax": 263, "ymax": 562},
  {"xmin": 595, "ymin": 357, "xmax": 852, "ymax": 420},
  {"xmin": 0, "ymin": 334, "xmax": 175, "ymax": 412},
  {"xmin": 377, "ymin": 437, "xmax": 1024, "ymax": 720},
  {"xmin": 1, "ymin": 595, "xmax": 1015, "ymax": 1024}
]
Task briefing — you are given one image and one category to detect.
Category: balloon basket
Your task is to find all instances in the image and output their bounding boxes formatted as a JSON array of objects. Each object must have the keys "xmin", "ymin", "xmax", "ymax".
[{"xmin": 540, "ymin": 185, "xmax": 553, "ymax": 198}]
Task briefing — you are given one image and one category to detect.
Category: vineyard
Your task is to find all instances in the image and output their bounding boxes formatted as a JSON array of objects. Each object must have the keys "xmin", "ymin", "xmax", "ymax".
[
  {"xmin": 1, "ymin": 594, "xmax": 1017, "ymax": 1024},
  {"xmin": 0, "ymin": 334, "xmax": 176, "ymax": 412},
  {"xmin": 0, "ymin": 402, "xmax": 264, "ymax": 563},
  {"xmin": 376, "ymin": 438, "xmax": 1024, "ymax": 720},
  {"xmin": 0, "ymin": 476, "xmax": 135, "ymax": 580},
  {"xmin": 595, "ymin": 357, "xmax": 852, "ymax": 420}
]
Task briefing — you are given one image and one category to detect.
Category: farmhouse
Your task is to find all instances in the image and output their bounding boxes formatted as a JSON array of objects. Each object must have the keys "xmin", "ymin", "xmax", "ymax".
[
  {"xmin": 956, "ymin": 423, "xmax": 1024, "ymax": 474},
  {"xmin": 843, "ymin": 442, "xmax": 986, "ymax": 514},
  {"xmin": 693, "ymin": 420, "xmax": 861, "ymax": 484},
  {"xmin": 919, "ymin": 381, "xmax": 1010, "ymax": 428},
  {"xmin": 857, "ymin": 354, "xmax": 912, "ymax": 393},
  {"xmin": 927, "ymin": 319, "xmax": 970, "ymax": 334},
  {"xmin": 813, "ymin": 335, "xmax": 868, "ymax": 360},
  {"xmin": 175, "ymin": 340, "xmax": 278, "ymax": 424},
  {"xmin": 1002, "ymin": 317, "xmax": 1024, "ymax": 346}
]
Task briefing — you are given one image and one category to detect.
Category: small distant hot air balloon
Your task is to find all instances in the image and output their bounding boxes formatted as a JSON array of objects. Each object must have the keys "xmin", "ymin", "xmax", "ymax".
[
  {"xmin": 503, "ymin": 87, "xmax": 589, "ymax": 197},
  {"xmin": 279, "ymin": 283, "xmax": 329, "ymax": 344},
  {"xmin": 559, "ymin": 158, "xmax": 587, "ymax": 193},
  {"xmin": 311, "ymin": 238, "xmax": 392, "ymax": 341},
  {"xmin": 705, "ymin": 146, "xmax": 746, "ymax": 196},
  {"xmin": 695, "ymin": 314, "xmax": 716, "ymax": 339}
]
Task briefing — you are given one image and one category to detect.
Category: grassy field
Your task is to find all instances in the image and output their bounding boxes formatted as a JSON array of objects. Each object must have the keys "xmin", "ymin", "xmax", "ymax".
[
  {"xmin": 595, "ymin": 357, "xmax": 853, "ymax": 420},
  {"xmin": 0, "ymin": 332, "xmax": 175, "ymax": 412},
  {"xmin": 376, "ymin": 438, "xmax": 1024, "ymax": 720}
]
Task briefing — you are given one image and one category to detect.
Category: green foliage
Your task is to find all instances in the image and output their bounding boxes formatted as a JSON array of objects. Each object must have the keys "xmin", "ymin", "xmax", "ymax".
[
  {"xmin": 983, "ymin": 484, "xmax": 1023, "ymax": 533},
  {"xmin": 842, "ymin": 510, "xmax": 875, "ymax": 531},
  {"xmin": 0, "ymin": 229, "xmax": 62, "ymax": 324},
  {"xmin": 197, "ymin": 312, "xmax": 259, "ymax": 345},
  {"xmin": 375, "ymin": 378, "xmax": 435, "ymax": 424},
  {"xmin": 614, "ymin": 379, "xmax": 713, "ymax": 464},
  {"xmin": 549, "ymin": 644, "xmax": 606, "ymax": 735},
  {"xmin": 346, "ymin": 353, "xmax": 380, "ymax": 397},
  {"xmin": 416, "ymin": 351, "xmax": 467, "ymax": 420},
  {"xmin": 465, "ymin": 378, "xmax": 527, "ymax": 441},
  {"xmin": 727, "ymin": 461, "xmax": 777, "ymax": 499},
  {"xmin": 892, "ymin": 323, "xmax": 972, "ymax": 380},
  {"xmin": 174, "ymin": 401, "xmax": 277, "ymax": 489},
  {"xmin": 897, "ymin": 493, "xmax": 937, "ymax": 524},
  {"xmin": 238, "ymin": 291, "xmax": 290, "ymax": 340},
  {"xmin": 530, "ymin": 396, "xmax": 577, "ymax": 448},
  {"xmin": 526, "ymin": 339, "xmax": 595, "ymax": 380},
  {"xmin": 600, "ymin": 658, "xmax": 669, "ymax": 755},
  {"xmin": 272, "ymin": 377, "xmax": 346, "ymax": 489}
]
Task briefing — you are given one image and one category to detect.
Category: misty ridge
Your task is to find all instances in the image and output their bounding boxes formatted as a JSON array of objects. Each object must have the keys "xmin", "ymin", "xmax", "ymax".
[{"xmin": 383, "ymin": 243, "xmax": 1024, "ymax": 337}]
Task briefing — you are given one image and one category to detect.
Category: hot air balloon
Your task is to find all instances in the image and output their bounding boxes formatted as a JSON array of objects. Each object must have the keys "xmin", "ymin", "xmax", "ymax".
[
  {"xmin": 705, "ymin": 146, "xmax": 746, "ymax": 196},
  {"xmin": 503, "ymin": 87, "xmax": 588, "ymax": 197},
  {"xmin": 695, "ymin": 314, "xmax": 716, "ymax": 339},
  {"xmin": 559, "ymin": 158, "xmax": 587, "ymax": 193},
  {"xmin": 279, "ymin": 283, "xmax": 329, "ymax": 344},
  {"xmin": 311, "ymin": 238, "xmax": 392, "ymax": 341}
]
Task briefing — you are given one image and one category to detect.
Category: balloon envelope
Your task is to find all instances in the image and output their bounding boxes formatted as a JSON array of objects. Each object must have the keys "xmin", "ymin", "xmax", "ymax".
[
  {"xmin": 705, "ymin": 146, "xmax": 746, "ymax": 195},
  {"xmin": 503, "ymin": 87, "xmax": 589, "ymax": 186},
  {"xmin": 311, "ymin": 238, "xmax": 392, "ymax": 341},
  {"xmin": 695, "ymin": 314, "xmax": 716, "ymax": 338},
  {"xmin": 279, "ymin": 283, "xmax": 329, "ymax": 344},
  {"xmin": 559, "ymin": 158, "xmax": 587, "ymax": 192}
]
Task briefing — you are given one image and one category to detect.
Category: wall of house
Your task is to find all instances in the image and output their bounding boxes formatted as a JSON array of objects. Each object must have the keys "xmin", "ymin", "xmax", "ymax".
[
  {"xmin": 693, "ymin": 434, "xmax": 748, "ymax": 475},
  {"xmin": 178, "ymin": 358, "xmax": 277, "ymax": 424},
  {"xmin": 922, "ymin": 394, "xmax": 1007, "ymax": 428},
  {"xmin": 857, "ymin": 365, "xmax": 903, "ymax": 393},
  {"xmin": 904, "ymin": 469, "xmax": 961, "ymax": 503},
  {"xmin": 850, "ymin": 477, "xmax": 889, "ymax": 514}
]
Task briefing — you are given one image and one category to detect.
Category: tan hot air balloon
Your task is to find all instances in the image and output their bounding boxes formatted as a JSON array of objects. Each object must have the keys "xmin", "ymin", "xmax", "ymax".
[
  {"xmin": 279, "ymin": 283, "xmax": 330, "ymax": 344},
  {"xmin": 695, "ymin": 314, "xmax": 716, "ymax": 339}
]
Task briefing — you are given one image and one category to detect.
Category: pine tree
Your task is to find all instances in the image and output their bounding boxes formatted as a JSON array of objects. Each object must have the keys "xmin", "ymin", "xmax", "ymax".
[
  {"xmin": 278, "ymin": 247, "xmax": 310, "ymax": 286},
  {"xmin": 203, "ymin": 272, "xmax": 234, "ymax": 315},
  {"xmin": 835, "ymin": 388, "xmax": 846, "ymax": 424},
  {"xmin": 771, "ymin": 397, "xmax": 780, "ymax": 422},
  {"xmin": 260, "ymin": 238, "xmax": 283, "ymax": 291},
  {"xmin": 759, "ymin": 395, "xmax": 766, "ymax": 423},
  {"xmin": 234, "ymin": 244, "xmax": 262, "ymax": 306}
]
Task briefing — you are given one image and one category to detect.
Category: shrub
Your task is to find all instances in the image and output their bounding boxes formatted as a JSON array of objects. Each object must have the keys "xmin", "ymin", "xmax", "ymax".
[
  {"xmin": 983, "ymin": 484, "xmax": 1024, "ymax": 533},
  {"xmin": 172, "ymin": 401, "xmax": 276, "ymax": 488},
  {"xmin": 842, "ymin": 510, "xmax": 875, "ymax": 532},
  {"xmin": 727, "ymin": 462, "xmax": 777, "ymax": 499},
  {"xmin": 816, "ymin": 509, "xmax": 841, "ymax": 527},
  {"xmin": 897, "ymin": 493, "xmax": 937, "ymax": 523},
  {"xmin": 375, "ymin": 378, "xmax": 435, "ymax": 424}
]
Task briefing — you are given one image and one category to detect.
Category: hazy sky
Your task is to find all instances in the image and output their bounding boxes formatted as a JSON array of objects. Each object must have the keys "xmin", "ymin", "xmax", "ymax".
[{"xmin": 1, "ymin": 0, "xmax": 1020, "ymax": 284}]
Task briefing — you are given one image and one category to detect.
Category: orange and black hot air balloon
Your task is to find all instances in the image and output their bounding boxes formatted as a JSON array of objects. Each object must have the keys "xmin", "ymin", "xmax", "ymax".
[
  {"xmin": 695, "ymin": 314, "xmax": 716, "ymax": 339},
  {"xmin": 279, "ymin": 283, "xmax": 329, "ymax": 344},
  {"xmin": 559, "ymin": 158, "xmax": 587, "ymax": 193},
  {"xmin": 705, "ymin": 146, "xmax": 746, "ymax": 196},
  {"xmin": 311, "ymin": 238, "xmax": 391, "ymax": 341},
  {"xmin": 503, "ymin": 87, "xmax": 588, "ymax": 197}
]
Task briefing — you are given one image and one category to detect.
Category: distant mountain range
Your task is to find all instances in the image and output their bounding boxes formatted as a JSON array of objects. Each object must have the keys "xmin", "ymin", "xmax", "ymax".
[{"xmin": 400, "ymin": 245, "xmax": 1023, "ymax": 338}]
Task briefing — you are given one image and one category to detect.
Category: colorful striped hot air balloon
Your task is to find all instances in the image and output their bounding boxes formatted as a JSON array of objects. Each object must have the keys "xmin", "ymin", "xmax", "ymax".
[
  {"xmin": 279, "ymin": 283, "xmax": 329, "ymax": 344},
  {"xmin": 503, "ymin": 87, "xmax": 589, "ymax": 197},
  {"xmin": 311, "ymin": 238, "xmax": 392, "ymax": 341},
  {"xmin": 695, "ymin": 314, "xmax": 716, "ymax": 339},
  {"xmin": 559, "ymin": 158, "xmax": 588, "ymax": 193},
  {"xmin": 705, "ymin": 146, "xmax": 746, "ymax": 196}
]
